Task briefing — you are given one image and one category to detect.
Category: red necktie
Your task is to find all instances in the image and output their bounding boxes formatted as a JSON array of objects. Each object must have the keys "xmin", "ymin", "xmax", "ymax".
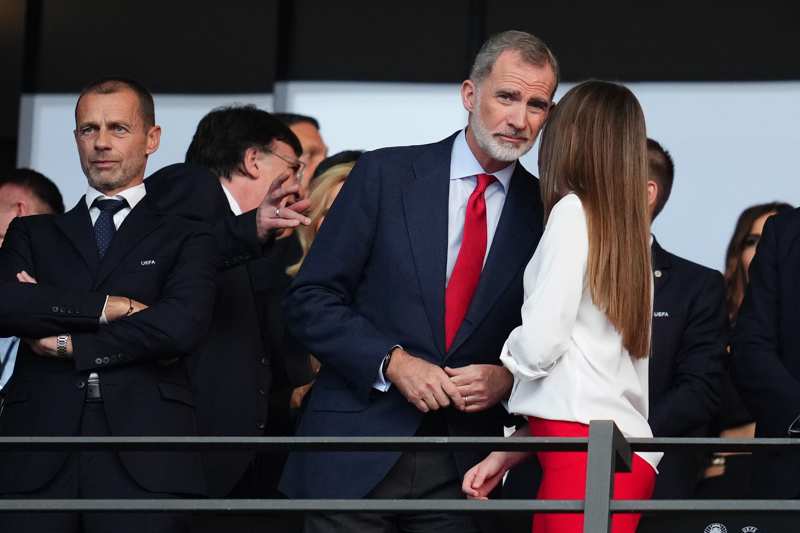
[{"xmin": 445, "ymin": 173, "xmax": 495, "ymax": 350}]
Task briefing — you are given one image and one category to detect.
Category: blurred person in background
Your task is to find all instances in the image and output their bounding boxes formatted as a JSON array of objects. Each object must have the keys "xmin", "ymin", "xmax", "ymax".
[
  {"xmin": 285, "ymin": 159, "xmax": 361, "ymax": 416},
  {"xmin": 637, "ymin": 140, "xmax": 728, "ymax": 533},
  {"xmin": 0, "ymin": 169, "xmax": 64, "ymax": 394},
  {"xmin": 275, "ymin": 113, "xmax": 328, "ymax": 196},
  {"xmin": 310, "ymin": 150, "xmax": 363, "ymax": 182},
  {"xmin": 695, "ymin": 201, "xmax": 792, "ymax": 500}
]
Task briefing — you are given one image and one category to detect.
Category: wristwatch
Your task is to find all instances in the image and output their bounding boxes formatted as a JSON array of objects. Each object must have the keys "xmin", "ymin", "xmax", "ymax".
[
  {"xmin": 56, "ymin": 335, "xmax": 70, "ymax": 357},
  {"xmin": 382, "ymin": 345, "xmax": 403, "ymax": 376}
]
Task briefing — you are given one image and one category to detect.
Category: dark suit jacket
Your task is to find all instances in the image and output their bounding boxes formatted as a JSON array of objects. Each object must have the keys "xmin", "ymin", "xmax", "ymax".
[
  {"xmin": 0, "ymin": 198, "xmax": 217, "ymax": 495},
  {"xmin": 648, "ymin": 238, "xmax": 727, "ymax": 498},
  {"xmin": 145, "ymin": 163, "xmax": 313, "ymax": 496},
  {"xmin": 733, "ymin": 208, "xmax": 800, "ymax": 498},
  {"xmin": 280, "ymin": 132, "xmax": 544, "ymax": 500}
]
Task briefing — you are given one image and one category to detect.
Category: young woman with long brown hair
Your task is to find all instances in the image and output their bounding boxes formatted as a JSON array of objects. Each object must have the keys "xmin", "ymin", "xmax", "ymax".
[{"xmin": 462, "ymin": 80, "xmax": 661, "ymax": 533}]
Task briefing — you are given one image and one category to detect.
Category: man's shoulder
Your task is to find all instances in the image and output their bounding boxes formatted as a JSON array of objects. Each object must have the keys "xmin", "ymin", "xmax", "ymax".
[
  {"xmin": 358, "ymin": 133, "xmax": 458, "ymax": 168},
  {"xmin": 658, "ymin": 244, "xmax": 723, "ymax": 291}
]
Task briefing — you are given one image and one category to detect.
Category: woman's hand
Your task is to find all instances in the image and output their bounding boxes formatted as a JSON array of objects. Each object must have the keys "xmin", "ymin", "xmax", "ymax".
[{"xmin": 462, "ymin": 451, "xmax": 511, "ymax": 499}]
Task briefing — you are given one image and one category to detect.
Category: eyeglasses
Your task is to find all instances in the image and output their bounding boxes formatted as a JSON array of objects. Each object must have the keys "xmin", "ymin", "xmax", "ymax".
[{"xmin": 263, "ymin": 148, "xmax": 305, "ymax": 182}]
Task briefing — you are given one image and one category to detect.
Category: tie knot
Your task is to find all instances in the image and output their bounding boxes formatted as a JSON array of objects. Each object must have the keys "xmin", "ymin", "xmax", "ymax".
[
  {"xmin": 92, "ymin": 197, "xmax": 127, "ymax": 214},
  {"xmin": 475, "ymin": 173, "xmax": 496, "ymax": 195}
]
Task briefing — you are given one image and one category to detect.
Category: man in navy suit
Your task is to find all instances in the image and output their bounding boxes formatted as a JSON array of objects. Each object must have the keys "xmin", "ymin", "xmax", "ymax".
[
  {"xmin": 0, "ymin": 78, "xmax": 217, "ymax": 533},
  {"xmin": 637, "ymin": 140, "xmax": 728, "ymax": 533},
  {"xmin": 282, "ymin": 30, "xmax": 558, "ymax": 533},
  {"xmin": 645, "ymin": 139, "xmax": 727, "ymax": 499}
]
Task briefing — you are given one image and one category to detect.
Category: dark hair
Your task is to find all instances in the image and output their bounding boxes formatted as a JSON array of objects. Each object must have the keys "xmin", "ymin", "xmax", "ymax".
[
  {"xmin": 75, "ymin": 77, "xmax": 155, "ymax": 128},
  {"xmin": 312, "ymin": 150, "xmax": 364, "ymax": 180},
  {"xmin": 646, "ymin": 138, "xmax": 674, "ymax": 220},
  {"xmin": 0, "ymin": 168, "xmax": 64, "ymax": 214},
  {"xmin": 185, "ymin": 105, "xmax": 302, "ymax": 180},
  {"xmin": 724, "ymin": 201, "xmax": 793, "ymax": 322},
  {"xmin": 274, "ymin": 113, "xmax": 320, "ymax": 130}
]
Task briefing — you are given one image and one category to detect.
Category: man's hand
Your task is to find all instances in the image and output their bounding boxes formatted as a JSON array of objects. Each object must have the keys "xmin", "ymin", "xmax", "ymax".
[
  {"xmin": 103, "ymin": 296, "xmax": 149, "ymax": 322},
  {"xmin": 17, "ymin": 270, "xmax": 37, "ymax": 284},
  {"xmin": 445, "ymin": 364, "xmax": 513, "ymax": 413},
  {"xmin": 256, "ymin": 172, "xmax": 312, "ymax": 242},
  {"xmin": 385, "ymin": 349, "xmax": 465, "ymax": 413},
  {"xmin": 25, "ymin": 335, "xmax": 72, "ymax": 359}
]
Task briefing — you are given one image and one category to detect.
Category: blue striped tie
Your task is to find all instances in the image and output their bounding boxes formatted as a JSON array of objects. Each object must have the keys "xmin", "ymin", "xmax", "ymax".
[{"xmin": 92, "ymin": 198, "xmax": 127, "ymax": 259}]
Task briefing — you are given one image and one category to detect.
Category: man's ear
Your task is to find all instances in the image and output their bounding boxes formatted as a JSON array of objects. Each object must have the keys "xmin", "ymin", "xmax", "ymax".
[
  {"xmin": 241, "ymin": 147, "xmax": 261, "ymax": 179},
  {"xmin": 145, "ymin": 125, "xmax": 161, "ymax": 156},
  {"xmin": 461, "ymin": 79, "xmax": 477, "ymax": 113},
  {"xmin": 647, "ymin": 180, "xmax": 659, "ymax": 212}
]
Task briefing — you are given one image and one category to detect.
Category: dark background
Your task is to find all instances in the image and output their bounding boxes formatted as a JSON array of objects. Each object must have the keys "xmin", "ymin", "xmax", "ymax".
[{"xmin": 1, "ymin": 1, "xmax": 796, "ymax": 170}]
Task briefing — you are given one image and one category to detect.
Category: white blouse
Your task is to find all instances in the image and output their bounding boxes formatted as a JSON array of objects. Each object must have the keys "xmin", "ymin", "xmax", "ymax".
[{"xmin": 500, "ymin": 193, "xmax": 662, "ymax": 470}]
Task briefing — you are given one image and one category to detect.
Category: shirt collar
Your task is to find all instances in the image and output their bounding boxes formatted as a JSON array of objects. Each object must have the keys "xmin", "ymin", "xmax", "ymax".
[
  {"xmin": 85, "ymin": 182, "xmax": 146, "ymax": 210},
  {"xmin": 220, "ymin": 182, "xmax": 243, "ymax": 216},
  {"xmin": 449, "ymin": 129, "xmax": 515, "ymax": 192}
]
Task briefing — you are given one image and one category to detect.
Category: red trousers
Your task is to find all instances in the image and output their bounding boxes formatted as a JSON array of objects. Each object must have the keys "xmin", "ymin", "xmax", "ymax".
[{"xmin": 529, "ymin": 417, "xmax": 656, "ymax": 533}]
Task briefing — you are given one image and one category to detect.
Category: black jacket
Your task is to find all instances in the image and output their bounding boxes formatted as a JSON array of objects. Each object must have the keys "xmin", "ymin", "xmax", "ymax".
[
  {"xmin": 0, "ymin": 198, "xmax": 217, "ymax": 495},
  {"xmin": 733, "ymin": 208, "xmax": 800, "ymax": 498},
  {"xmin": 649, "ymin": 238, "xmax": 727, "ymax": 498},
  {"xmin": 145, "ymin": 163, "xmax": 313, "ymax": 496}
]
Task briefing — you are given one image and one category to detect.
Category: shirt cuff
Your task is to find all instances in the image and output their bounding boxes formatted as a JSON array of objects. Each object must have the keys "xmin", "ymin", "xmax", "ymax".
[
  {"xmin": 373, "ymin": 344, "xmax": 402, "ymax": 392},
  {"xmin": 99, "ymin": 296, "xmax": 109, "ymax": 325}
]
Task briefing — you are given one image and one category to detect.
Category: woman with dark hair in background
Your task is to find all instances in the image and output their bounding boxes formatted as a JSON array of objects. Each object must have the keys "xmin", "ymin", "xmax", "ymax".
[
  {"xmin": 696, "ymin": 201, "xmax": 792, "ymax": 498},
  {"xmin": 462, "ymin": 80, "xmax": 660, "ymax": 533}
]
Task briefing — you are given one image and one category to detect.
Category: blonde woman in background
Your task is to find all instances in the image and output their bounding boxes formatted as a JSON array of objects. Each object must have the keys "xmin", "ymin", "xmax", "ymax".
[{"xmin": 287, "ymin": 160, "xmax": 357, "ymax": 277}]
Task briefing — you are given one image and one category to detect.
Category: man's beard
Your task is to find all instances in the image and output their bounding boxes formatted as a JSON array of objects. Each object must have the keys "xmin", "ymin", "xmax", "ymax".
[{"xmin": 469, "ymin": 99, "xmax": 535, "ymax": 162}]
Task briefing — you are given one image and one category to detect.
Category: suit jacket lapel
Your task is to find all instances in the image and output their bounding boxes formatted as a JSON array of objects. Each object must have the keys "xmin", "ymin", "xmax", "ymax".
[
  {"xmin": 447, "ymin": 165, "xmax": 542, "ymax": 356},
  {"xmin": 54, "ymin": 200, "xmax": 100, "ymax": 274},
  {"xmin": 94, "ymin": 201, "xmax": 163, "ymax": 288},
  {"xmin": 652, "ymin": 237, "xmax": 673, "ymax": 295},
  {"xmin": 402, "ymin": 134, "xmax": 456, "ymax": 358}
]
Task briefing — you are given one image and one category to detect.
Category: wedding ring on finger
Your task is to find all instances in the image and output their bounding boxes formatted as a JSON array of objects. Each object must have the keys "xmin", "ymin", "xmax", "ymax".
[
  {"xmin": 275, "ymin": 207, "xmax": 280, "ymax": 218},
  {"xmin": 465, "ymin": 395, "xmax": 470, "ymax": 407}
]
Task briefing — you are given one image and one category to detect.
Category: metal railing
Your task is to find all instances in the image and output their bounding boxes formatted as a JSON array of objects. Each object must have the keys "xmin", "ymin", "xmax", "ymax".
[{"xmin": 1, "ymin": 420, "xmax": 799, "ymax": 532}]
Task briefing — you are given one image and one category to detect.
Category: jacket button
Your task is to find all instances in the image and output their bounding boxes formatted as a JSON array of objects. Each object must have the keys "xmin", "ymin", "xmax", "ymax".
[
  {"xmin": 257, "ymin": 422, "xmax": 265, "ymax": 430},
  {"xmin": 95, "ymin": 357, "xmax": 103, "ymax": 365},
  {"xmin": 76, "ymin": 380, "xmax": 86, "ymax": 389},
  {"xmin": 52, "ymin": 306, "xmax": 59, "ymax": 312},
  {"xmin": 102, "ymin": 357, "xmax": 110, "ymax": 364},
  {"xmin": 258, "ymin": 388, "xmax": 266, "ymax": 396},
  {"xmin": 260, "ymin": 357, "xmax": 267, "ymax": 365},
  {"xmin": 654, "ymin": 270, "xmax": 662, "ymax": 278}
]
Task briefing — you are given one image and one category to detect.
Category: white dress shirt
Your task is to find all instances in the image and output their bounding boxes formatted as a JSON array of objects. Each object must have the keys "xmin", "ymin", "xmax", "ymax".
[
  {"xmin": 220, "ymin": 182, "xmax": 243, "ymax": 215},
  {"xmin": 500, "ymin": 193, "xmax": 662, "ymax": 471},
  {"xmin": 85, "ymin": 183, "xmax": 146, "ymax": 227},
  {"xmin": 0, "ymin": 336, "xmax": 20, "ymax": 391},
  {"xmin": 374, "ymin": 130, "xmax": 515, "ymax": 391},
  {"xmin": 85, "ymin": 183, "xmax": 147, "ymax": 382}
]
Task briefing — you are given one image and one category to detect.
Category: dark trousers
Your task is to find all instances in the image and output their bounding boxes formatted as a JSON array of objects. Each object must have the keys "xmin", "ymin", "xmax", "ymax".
[
  {"xmin": 190, "ymin": 454, "xmax": 302, "ymax": 533},
  {"xmin": 304, "ymin": 414, "xmax": 481, "ymax": 533},
  {"xmin": 0, "ymin": 402, "xmax": 188, "ymax": 533}
]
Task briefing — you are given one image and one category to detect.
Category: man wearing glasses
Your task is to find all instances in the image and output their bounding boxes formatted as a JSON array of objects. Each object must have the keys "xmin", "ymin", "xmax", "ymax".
[{"xmin": 145, "ymin": 105, "xmax": 316, "ymax": 532}]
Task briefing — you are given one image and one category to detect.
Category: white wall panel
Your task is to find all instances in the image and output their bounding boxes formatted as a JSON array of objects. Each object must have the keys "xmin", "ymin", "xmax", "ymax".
[{"xmin": 18, "ymin": 81, "xmax": 800, "ymax": 271}]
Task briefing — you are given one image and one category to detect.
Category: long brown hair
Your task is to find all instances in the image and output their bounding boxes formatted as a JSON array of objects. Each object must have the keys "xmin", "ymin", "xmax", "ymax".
[
  {"xmin": 539, "ymin": 80, "xmax": 652, "ymax": 358},
  {"xmin": 286, "ymin": 162, "xmax": 356, "ymax": 277},
  {"xmin": 723, "ymin": 201, "xmax": 792, "ymax": 322}
]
